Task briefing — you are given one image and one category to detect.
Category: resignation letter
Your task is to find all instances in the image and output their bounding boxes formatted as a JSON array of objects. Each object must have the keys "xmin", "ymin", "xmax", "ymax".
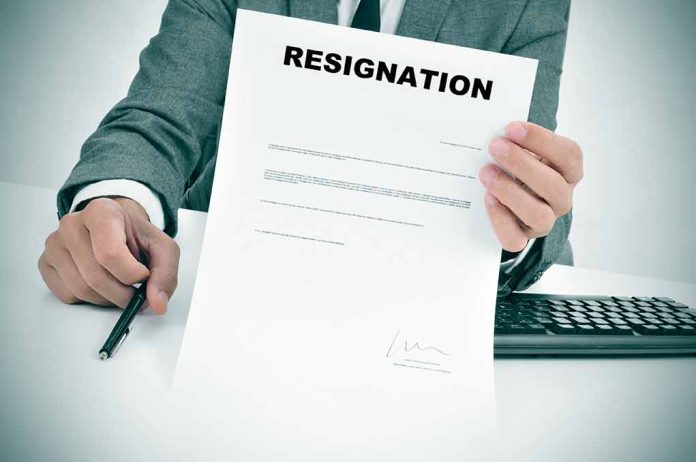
[{"xmin": 174, "ymin": 10, "xmax": 538, "ymax": 461}]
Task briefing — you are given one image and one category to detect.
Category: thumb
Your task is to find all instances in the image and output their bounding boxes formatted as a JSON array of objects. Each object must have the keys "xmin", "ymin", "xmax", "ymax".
[{"xmin": 141, "ymin": 228, "xmax": 180, "ymax": 314}]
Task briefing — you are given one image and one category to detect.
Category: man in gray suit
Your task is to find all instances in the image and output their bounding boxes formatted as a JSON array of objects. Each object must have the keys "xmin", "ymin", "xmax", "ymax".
[{"xmin": 38, "ymin": 0, "xmax": 583, "ymax": 313}]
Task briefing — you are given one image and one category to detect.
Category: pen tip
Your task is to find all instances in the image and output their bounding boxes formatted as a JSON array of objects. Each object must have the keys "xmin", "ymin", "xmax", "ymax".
[{"xmin": 99, "ymin": 352, "xmax": 109, "ymax": 361}]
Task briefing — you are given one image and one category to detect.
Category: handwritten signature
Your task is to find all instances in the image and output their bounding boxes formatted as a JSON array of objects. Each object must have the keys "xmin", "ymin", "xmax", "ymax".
[{"xmin": 385, "ymin": 329, "xmax": 449, "ymax": 358}]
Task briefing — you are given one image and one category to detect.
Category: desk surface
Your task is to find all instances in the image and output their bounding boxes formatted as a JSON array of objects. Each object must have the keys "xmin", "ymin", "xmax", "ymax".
[{"xmin": 1, "ymin": 181, "xmax": 694, "ymax": 461}]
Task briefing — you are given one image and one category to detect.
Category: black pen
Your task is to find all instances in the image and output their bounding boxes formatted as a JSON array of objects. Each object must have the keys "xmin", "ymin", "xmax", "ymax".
[{"xmin": 98, "ymin": 282, "xmax": 148, "ymax": 360}]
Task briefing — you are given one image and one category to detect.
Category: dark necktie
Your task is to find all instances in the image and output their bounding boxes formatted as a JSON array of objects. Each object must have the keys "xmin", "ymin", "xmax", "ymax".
[{"xmin": 351, "ymin": 0, "xmax": 381, "ymax": 32}]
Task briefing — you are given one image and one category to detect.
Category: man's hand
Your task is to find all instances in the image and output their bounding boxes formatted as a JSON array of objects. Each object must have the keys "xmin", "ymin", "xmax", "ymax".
[
  {"xmin": 479, "ymin": 121, "xmax": 583, "ymax": 252},
  {"xmin": 38, "ymin": 197, "xmax": 179, "ymax": 313}
]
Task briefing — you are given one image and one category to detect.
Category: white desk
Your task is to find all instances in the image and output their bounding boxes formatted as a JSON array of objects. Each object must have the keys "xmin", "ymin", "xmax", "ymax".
[{"xmin": 1, "ymin": 181, "xmax": 694, "ymax": 461}]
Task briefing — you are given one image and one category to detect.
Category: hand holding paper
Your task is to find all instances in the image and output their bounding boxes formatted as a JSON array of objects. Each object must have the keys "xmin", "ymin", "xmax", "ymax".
[{"xmin": 482, "ymin": 121, "xmax": 583, "ymax": 252}]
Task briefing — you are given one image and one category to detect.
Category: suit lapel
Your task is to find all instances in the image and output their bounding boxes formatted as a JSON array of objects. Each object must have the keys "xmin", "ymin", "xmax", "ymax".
[
  {"xmin": 396, "ymin": 0, "xmax": 451, "ymax": 41},
  {"xmin": 287, "ymin": 0, "xmax": 338, "ymax": 24}
]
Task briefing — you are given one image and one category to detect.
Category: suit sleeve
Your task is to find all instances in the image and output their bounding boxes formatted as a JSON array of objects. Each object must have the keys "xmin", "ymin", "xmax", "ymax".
[
  {"xmin": 56, "ymin": 0, "xmax": 237, "ymax": 236},
  {"xmin": 500, "ymin": 0, "xmax": 572, "ymax": 292}
]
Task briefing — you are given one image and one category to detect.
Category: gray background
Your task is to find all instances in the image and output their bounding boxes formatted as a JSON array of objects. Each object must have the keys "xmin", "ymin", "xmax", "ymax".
[{"xmin": 1, "ymin": 0, "xmax": 694, "ymax": 283}]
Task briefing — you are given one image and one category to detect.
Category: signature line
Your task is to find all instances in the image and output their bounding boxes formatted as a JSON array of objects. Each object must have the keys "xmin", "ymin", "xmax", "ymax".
[{"xmin": 393, "ymin": 362, "xmax": 451, "ymax": 374}]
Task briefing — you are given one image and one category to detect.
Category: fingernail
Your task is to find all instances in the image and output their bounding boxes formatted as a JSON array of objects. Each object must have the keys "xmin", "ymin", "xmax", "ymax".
[
  {"xmin": 158, "ymin": 291, "xmax": 169, "ymax": 312},
  {"xmin": 479, "ymin": 166, "xmax": 498, "ymax": 188},
  {"xmin": 488, "ymin": 138, "xmax": 511, "ymax": 159},
  {"xmin": 506, "ymin": 122, "xmax": 527, "ymax": 142}
]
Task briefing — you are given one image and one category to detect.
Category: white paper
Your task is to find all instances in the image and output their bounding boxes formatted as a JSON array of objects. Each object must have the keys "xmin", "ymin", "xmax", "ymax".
[{"xmin": 174, "ymin": 10, "xmax": 537, "ymax": 460}]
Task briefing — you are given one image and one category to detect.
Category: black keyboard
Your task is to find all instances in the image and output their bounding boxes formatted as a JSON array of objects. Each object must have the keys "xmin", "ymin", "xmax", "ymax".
[{"xmin": 494, "ymin": 294, "xmax": 696, "ymax": 355}]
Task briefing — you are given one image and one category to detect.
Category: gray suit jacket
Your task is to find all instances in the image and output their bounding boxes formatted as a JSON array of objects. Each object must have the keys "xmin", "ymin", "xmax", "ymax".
[{"xmin": 57, "ymin": 0, "xmax": 572, "ymax": 292}]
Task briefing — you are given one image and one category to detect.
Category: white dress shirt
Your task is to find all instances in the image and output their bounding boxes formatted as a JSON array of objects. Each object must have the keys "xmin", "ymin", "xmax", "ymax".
[{"xmin": 71, "ymin": 0, "xmax": 533, "ymax": 269}]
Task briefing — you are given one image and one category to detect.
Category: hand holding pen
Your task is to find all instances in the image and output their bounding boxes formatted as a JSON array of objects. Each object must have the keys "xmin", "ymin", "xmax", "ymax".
[{"xmin": 38, "ymin": 196, "xmax": 180, "ymax": 317}]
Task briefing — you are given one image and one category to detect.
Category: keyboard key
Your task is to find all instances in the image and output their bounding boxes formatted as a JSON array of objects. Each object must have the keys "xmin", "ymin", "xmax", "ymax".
[
  {"xmin": 551, "ymin": 324, "xmax": 576, "ymax": 334},
  {"xmin": 595, "ymin": 325, "xmax": 614, "ymax": 334},
  {"xmin": 653, "ymin": 297, "xmax": 675, "ymax": 303},
  {"xmin": 614, "ymin": 325, "xmax": 634, "ymax": 335},
  {"xmin": 677, "ymin": 325, "xmax": 696, "ymax": 335},
  {"xmin": 609, "ymin": 318, "xmax": 628, "ymax": 325},
  {"xmin": 659, "ymin": 325, "xmax": 678, "ymax": 335},
  {"xmin": 508, "ymin": 324, "xmax": 526, "ymax": 334},
  {"xmin": 626, "ymin": 318, "xmax": 645, "ymax": 327},
  {"xmin": 634, "ymin": 324, "xmax": 660, "ymax": 335},
  {"xmin": 535, "ymin": 318, "xmax": 554, "ymax": 327},
  {"xmin": 576, "ymin": 324, "xmax": 596, "ymax": 334},
  {"xmin": 634, "ymin": 296, "xmax": 654, "ymax": 302},
  {"xmin": 667, "ymin": 302, "xmax": 689, "ymax": 309},
  {"xmin": 525, "ymin": 324, "xmax": 546, "ymax": 334},
  {"xmin": 592, "ymin": 318, "xmax": 609, "ymax": 325},
  {"xmin": 494, "ymin": 324, "xmax": 508, "ymax": 334},
  {"xmin": 613, "ymin": 296, "xmax": 632, "ymax": 302}
]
